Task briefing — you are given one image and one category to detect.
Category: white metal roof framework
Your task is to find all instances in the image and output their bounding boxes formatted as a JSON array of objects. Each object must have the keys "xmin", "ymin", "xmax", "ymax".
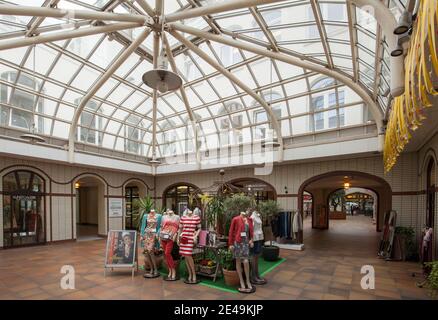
[{"xmin": 0, "ymin": 0, "xmax": 407, "ymax": 166}]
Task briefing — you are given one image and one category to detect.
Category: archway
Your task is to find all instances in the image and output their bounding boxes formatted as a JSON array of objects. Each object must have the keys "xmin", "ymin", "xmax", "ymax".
[
  {"xmin": 123, "ymin": 180, "xmax": 147, "ymax": 230},
  {"xmin": 162, "ymin": 182, "xmax": 201, "ymax": 215},
  {"xmin": 1, "ymin": 169, "xmax": 46, "ymax": 248},
  {"xmin": 298, "ymin": 171, "xmax": 392, "ymax": 233},
  {"xmin": 226, "ymin": 178, "xmax": 277, "ymax": 204},
  {"xmin": 74, "ymin": 175, "xmax": 106, "ymax": 240}
]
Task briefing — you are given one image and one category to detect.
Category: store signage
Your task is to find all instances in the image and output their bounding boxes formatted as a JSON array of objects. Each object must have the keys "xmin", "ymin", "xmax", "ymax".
[{"xmin": 109, "ymin": 198, "xmax": 123, "ymax": 217}]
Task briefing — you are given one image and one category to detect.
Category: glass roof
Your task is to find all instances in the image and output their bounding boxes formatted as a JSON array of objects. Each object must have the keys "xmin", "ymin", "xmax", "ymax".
[{"xmin": 0, "ymin": 0, "xmax": 405, "ymax": 161}]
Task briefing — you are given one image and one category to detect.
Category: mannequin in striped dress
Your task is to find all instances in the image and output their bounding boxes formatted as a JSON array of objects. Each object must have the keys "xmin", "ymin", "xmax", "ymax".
[{"xmin": 178, "ymin": 209, "xmax": 201, "ymax": 284}]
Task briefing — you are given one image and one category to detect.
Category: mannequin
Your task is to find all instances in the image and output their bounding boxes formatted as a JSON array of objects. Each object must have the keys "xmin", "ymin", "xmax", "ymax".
[
  {"xmin": 140, "ymin": 209, "xmax": 162, "ymax": 278},
  {"xmin": 250, "ymin": 210, "xmax": 267, "ymax": 285},
  {"xmin": 228, "ymin": 211, "xmax": 256, "ymax": 294},
  {"xmin": 160, "ymin": 209, "xmax": 180, "ymax": 281},
  {"xmin": 178, "ymin": 208, "xmax": 201, "ymax": 284}
]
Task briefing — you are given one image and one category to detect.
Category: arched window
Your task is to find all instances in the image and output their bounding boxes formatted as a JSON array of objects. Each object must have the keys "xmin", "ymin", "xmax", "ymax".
[
  {"xmin": 161, "ymin": 120, "xmax": 177, "ymax": 156},
  {"xmin": 0, "ymin": 71, "xmax": 44, "ymax": 132},
  {"xmin": 2, "ymin": 170, "xmax": 45, "ymax": 248},
  {"xmin": 253, "ymin": 91, "xmax": 282, "ymax": 140},
  {"xmin": 310, "ymin": 77, "xmax": 344, "ymax": 131},
  {"xmin": 218, "ymin": 101, "xmax": 244, "ymax": 146},
  {"xmin": 162, "ymin": 183, "xmax": 201, "ymax": 215},
  {"xmin": 75, "ymin": 98, "xmax": 102, "ymax": 145},
  {"xmin": 124, "ymin": 114, "xmax": 143, "ymax": 155}
]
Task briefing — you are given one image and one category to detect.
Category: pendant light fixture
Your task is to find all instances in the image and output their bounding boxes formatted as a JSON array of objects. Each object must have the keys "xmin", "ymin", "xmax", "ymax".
[
  {"xmin": 20, "ymin": 44, "xmax": 45, "ymax": 144},
  {"xmin": 142, "ymin": 4, "xmax": 182, "ymax": 93},
  {"xmin": 142, "ymin": 49, "xmax": 182, "ymax": 93}
]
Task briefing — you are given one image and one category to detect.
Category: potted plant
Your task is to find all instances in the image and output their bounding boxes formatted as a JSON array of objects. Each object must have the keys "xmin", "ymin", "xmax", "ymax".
[
  {"xmin": 203, "ymin": 194, "xmax": 226, "ymax": 235},
  {"xmin": 134, "ymin": 195, "xmax": 154, "ymax": 231},
  {"xmin": 220, "ymin": 248, "xmax": 240, "ymax": 287},
  {"xmin": 393, "ymin": 227, "xmax": 417, "ymax": 261},
  {"xmin": 425, "ymin": 261, "xmax": 438, "ymax": 298},
  {"xmin": 223, "ymin": 193, "xmax": 254, "ymax": 236},
  {"xmin": 258, "ymin": 200, "xmax": 281, "ymax": 261}
]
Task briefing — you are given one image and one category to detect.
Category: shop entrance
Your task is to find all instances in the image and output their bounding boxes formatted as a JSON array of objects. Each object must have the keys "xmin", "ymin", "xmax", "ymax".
[
  {"xmin": 124, "ymin": 181, "xmax": 147, "ymax": 230},
  {"xmin": 74, "ymin": 176, "xmax": 105, "ymax": 241},
  {"xmin": 298, "ymin": 171, "xmax": 392, "ymax": 233},
  {"xmin": 2, "ymin": 170, "xmax": 46, "ymax": 248}
]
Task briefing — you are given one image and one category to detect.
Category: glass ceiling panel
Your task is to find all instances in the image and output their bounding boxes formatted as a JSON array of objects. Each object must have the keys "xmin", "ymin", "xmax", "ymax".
[{"xmin": 0, "ymin": 0, "xmax": 399, "ymax": 160}]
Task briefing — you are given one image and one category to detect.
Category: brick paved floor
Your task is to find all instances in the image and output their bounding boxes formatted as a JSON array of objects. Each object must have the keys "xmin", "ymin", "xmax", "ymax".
[{"xmin": 0, "ymin": 215, "xmax": 432, "ymax": 300}]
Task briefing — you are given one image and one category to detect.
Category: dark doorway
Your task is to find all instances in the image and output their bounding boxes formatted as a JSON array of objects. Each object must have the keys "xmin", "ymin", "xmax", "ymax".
[{"xmin": 2, "ymin": 170, "xmax": 46, "ymax": 248}]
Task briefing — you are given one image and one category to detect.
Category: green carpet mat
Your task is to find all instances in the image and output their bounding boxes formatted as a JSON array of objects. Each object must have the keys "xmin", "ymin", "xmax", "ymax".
[{"xmin": 140, "ymin": 257, "xmax": 286, "ymax": 293}]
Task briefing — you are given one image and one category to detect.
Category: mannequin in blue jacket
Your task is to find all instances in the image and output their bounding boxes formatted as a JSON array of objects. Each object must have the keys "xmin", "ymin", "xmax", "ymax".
[{"xmin": 140, "ymin": 209, "xmax": 162, "ymax": 278}]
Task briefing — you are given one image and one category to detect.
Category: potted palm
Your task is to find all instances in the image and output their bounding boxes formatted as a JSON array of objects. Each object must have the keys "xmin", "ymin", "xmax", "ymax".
[
  {"xmin": 134, "ymin": 195, "xmax": 154, "ymax": 230},
  {"xmin": 220, "ymin": 248, "xmax": 240, "ymax": 287},
  {"xmin": 258, "ymin": 200, "xmax": 281, "ymax": 261}
]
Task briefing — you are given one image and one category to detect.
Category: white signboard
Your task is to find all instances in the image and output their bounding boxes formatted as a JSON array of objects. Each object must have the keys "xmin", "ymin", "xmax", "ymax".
[{"xmin": 109, "ymin": 198, "xmax": 123, "ymax": 217}]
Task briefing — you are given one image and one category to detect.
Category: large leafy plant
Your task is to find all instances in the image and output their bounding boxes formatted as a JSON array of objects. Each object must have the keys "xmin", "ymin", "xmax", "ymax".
[
  {"xmin": 394, "ymin": 226, "xmax": 417, "ymax": 261},
  {"xmin": 257, "ymin": 200, "xmax": 281, "ymax": 245},
  {"xmin": 425, "ymin": 261, "xmax": 438, "ymax": 298},
  {"xmin": 219, "ymin": 248, "xmax": 236, "ymax": 271},
  {"xmin": 134, "ymin": 195, "xmax": 154, "ymax": 231},
  {"xmin": 204, "ymin": 194, "xmax": 225, "ymax": 233},
  {"xmin": 223, "ymin": 193, "xmax": 254, "ymax": 235}
]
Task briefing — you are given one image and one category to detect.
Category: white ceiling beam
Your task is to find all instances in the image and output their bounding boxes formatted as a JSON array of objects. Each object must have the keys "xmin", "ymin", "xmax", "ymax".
[
  {"xmin": 346, "ymin": 0, "xmax": 359, "ymax": 82},
  {"xmin": 170, "ymin": 29, "xmax": 284, "ymax": 162},
  {"xmin": 0, "ymin": 4, "xmax": 149, "ymax": 23},
  {"xmin": 165, "ymin": 0, "xmax": 286, "ymax": 23},
  {"xmin": 248, "ymin": 6, "xmax": 279, "ymax": 51},
  {"xmin": 0, "ymin": 22, "xmax": 141, "ymax": 51},
  {"xmin": 68, "ymin": 27, "xmax": 152, "ymax": 163},
  {"xmin": 310, "ymin": 0, "xmax": 333, "ymax": 68},
  {"xmin": 135, "ymin": 0, "xmax": 156, "ymax": 17}
]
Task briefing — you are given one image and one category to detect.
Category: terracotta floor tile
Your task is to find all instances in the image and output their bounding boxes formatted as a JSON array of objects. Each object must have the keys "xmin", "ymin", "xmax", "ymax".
[{"xmin": 0, "ymin": 215, "xmax": 430, "ymax": 300}]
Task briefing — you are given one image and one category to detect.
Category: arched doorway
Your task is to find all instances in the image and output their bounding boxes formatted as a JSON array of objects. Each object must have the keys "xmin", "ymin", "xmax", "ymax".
[
  {"xmin": 328, "ymin": 187, "xmax": 377, "ymax": 224},
  {"xmin": 426, "ymin": 158, "xmax": 436, "ymax": 229},
  {"xmin": 74, "ymin": 175, "xmax": 106, "ymax": 240},
  {"xmin": 225, "ymin": 178, "xmax": 277, "ymax": 204},
  {"xmin": 298, "ymin": 171, "xmax": 392, "ymax": 233},
  {"xmin": 162, "ymin": 183, "xmax": 200, "ymax": 215},
  {"xmin": 124, "ymin": 180, "xmax": 147, "ymax": 230},
  {"xmin": 2, "ymin": 170, "xmax": 46, "ymax": 248}
]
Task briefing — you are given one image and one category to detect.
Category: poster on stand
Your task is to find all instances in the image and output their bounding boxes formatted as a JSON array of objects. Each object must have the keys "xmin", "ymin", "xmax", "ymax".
[{"xmin": 105, "ymin": 230, "xmax": 137, "ymax": 267}]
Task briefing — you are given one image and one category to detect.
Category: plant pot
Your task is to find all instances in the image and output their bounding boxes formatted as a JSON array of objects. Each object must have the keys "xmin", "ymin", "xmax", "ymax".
[
  {"xmin": 223, "ymin": 268, "xmax": 240, "ymax": 287},
  {"xmin": 262, "ymin": 245, "xmax": 280, "ymax": 261}
]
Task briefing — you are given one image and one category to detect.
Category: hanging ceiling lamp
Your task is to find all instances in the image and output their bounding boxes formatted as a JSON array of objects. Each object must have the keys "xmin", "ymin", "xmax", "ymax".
[
  {"xmin": 20, "ymin": 44, "xmax": 45, "ymax": 144},
  {"xmin": 142, "ymin": 49, "xmax": 182, "ymax": 93},
  {"xmin": 142, "ymin": 4, "xmax": 182, "ymax": 94}
]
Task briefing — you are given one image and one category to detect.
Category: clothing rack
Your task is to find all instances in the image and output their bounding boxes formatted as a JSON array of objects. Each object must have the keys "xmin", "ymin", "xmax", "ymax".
[{"xmin": 270, "ymin": 211, "xmax": 303, "ymax": 245}]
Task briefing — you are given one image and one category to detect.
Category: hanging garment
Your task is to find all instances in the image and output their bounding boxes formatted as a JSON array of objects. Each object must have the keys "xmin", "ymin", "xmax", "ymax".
[
  {"xmin": 292, "ymin": 211, "xmax": 303, "ymax": 235},
  {"xmin": 270, "ymin": 215, "xmax": 280, "ymax": 238},
  {"xmin": 420, "ymin": 227, "xmax": 433, "ymax": 264}
]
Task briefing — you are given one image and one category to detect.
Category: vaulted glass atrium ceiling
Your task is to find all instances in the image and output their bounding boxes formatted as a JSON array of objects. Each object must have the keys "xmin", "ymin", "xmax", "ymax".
[{"xmin": 0, "ymin": 0, "xmax": 406, "ymax": 160}]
